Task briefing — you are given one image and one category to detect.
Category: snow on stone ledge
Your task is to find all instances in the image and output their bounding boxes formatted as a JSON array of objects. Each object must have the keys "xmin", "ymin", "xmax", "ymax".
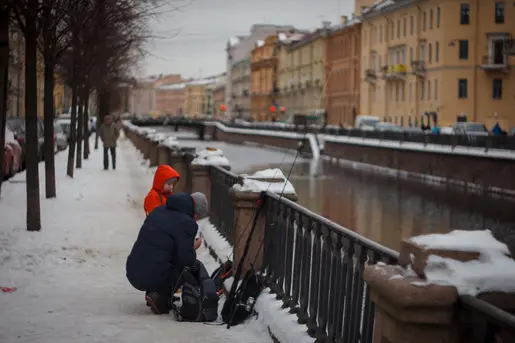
[
  {"xmin": 410, "ymin": 230, "xmax": 510, "ymax": 255},
  {"xmin": 233, "ymin": 168, "xmax": 296, "ymax": 194},
  {"xmin": 160, "ymin": 136, "xmax": 179, "ymax": 149},
  {"xmin": 411, "ymin": 230, "xmax": 515, "ymax": 296},
  {"xmin": 191, "ymin": 148, "xmax": 230, "ymax": 166}
]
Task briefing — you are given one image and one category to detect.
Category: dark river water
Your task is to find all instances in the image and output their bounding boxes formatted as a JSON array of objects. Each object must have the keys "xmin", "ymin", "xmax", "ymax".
[{"xmin": 247, "ymin": 159, "xmax": 515, "ymax": 254}]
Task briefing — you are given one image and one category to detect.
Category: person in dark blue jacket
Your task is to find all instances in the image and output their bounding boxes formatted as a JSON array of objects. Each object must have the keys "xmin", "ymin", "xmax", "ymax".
[{"xmin": 126, "ymin": 192, "xmax": 209, "ymax": 314}]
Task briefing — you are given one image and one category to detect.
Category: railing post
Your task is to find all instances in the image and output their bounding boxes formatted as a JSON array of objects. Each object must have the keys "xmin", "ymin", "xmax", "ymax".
[
  {"xmin": 149, "ymin": 140, "xmax": 159, "ymax": 167},
  {"xmin": 229, "ymin": 178, "xmax": 297, "ymax": 276},
  {"xmin": 188, "ymin": 148, "xmax": 231, "ymax": 205},
  {"xmin": 168, "ymin": 148, "xmax": 195, "ymax": 194}
]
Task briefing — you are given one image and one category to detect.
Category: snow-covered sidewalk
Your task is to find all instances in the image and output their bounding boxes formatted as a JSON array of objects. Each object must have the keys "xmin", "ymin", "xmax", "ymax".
[{"xmin": 0, "ymin": 134, "xmax": 272, "ymax": 343}]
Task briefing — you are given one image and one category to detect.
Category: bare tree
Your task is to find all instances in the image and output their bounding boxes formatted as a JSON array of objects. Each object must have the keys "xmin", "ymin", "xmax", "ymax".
[
  {"xmin": 11, "ymin": 0, "xmax": 42, "ymax": 230},
  {"xmin": 38, "ymin": 0, "xmax": 72, "ymax": 197},
  {"xmin": 0, "ymin": 6, "xmax": 9, "ymax": 196}
]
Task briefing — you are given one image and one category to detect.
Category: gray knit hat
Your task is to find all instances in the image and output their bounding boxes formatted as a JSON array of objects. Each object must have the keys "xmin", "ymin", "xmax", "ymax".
[{"xmin": 191, "ymin": 192, "xmax": 209, "ymax": 219}]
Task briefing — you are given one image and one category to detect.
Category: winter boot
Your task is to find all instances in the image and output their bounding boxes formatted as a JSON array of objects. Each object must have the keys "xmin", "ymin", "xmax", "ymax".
[{"xmin": 145, "ymin": 292, "xmax": 170, "ymax": 314}]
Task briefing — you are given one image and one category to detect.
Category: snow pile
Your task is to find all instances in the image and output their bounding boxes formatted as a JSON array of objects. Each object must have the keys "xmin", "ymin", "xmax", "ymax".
[
  {"xmin": 254, "ymin": 289, "xmax": 315, "ymax": 343},
  {"xmin": 233, "ymin": 168, "xmax": 296, "ymax": 194},
  {"xmin": 160, "ymin": 136, "xmax": 180, "ymax": 149},
  {"xmin": 191, "ymin": 148, "xmax": 230, "ymax": 166},
  {"xmin": 410, "ymin": 230, "xmax": 515, "ymax": 296}
]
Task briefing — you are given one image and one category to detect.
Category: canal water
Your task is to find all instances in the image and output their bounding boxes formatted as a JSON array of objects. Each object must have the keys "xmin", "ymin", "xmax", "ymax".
[{"xmin": 153, "ymin": 127, "xmax": 515, "ymax": 254}]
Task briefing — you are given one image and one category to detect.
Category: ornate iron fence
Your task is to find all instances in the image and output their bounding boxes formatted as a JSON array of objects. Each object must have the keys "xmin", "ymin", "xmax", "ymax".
[
  {"xmin": 262, "ymin": 191, "xmax": 399, "ymax": 342},
  {"xmin": 458, "ymin": 295, "xmax": 515, "ymax": 343},
  {"xmin": 209, "ymin": 165, "xmax": 239, "ymax": 244}
]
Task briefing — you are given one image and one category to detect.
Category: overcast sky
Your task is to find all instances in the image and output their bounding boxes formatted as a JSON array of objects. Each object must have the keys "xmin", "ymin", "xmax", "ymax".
[{"xmin": 141, "ymin": 0, "xmax": 355, "ymax": 79}]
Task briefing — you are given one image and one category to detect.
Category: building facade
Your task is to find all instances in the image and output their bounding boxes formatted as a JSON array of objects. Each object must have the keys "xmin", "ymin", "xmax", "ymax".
[
  {"xmin": 360, "ymin": 0, "xmax": 515, "ymax": 129},
  {"xmin": 7, "ymin": 27, "xmax": 24, "ymax": 118},
  {"xmin": 155, "ymin": 83, "xmax": 185, "ymax": 116},
  {"xmin": 130, "ymin": 78, "xmax": 156, "ymax": 115},
  {"xmin": 183, "ymin": 79, "xmax": 215, "ymax": 117},
  {"xmin": 277, "ymin": 30, "xmax": 326, "ymax": 122},
  {"xmin": 211, "ymin": 74, "xmax": 226, "ymax": 118},
  {"xmin": 251, "ymin": 35, "xmax": 280, "ymax": 121},
  {"xmin": 226, "ymin": 24, "xmax": 295, "ymax": 119},
  {"xmin": 325, "ymin": 18, "xmax": 361, "ymax": 126},
  {"xmin": 230, "ymin": 59, "xmax": 251, "ymax": 119}
]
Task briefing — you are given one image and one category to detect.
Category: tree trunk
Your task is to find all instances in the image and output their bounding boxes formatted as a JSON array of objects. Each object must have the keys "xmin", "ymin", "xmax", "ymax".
[
  {"xmin": 66, "ymin": 28, "xmax": 79, "ymax": 177},
  {"xmin": 83, "ymin": 86, "xmax": 90, "ymax": 159},
  {"xmin": 75, "ymin": 93, "xmax": 83, "ymax": 168},
  {"xmin": 24, "ymin": 10, "xmax": 42, "ymax": 231},
  {"xmin": 67, "ymin": 82, "xmax": 78, "ymax": 177},
  {"xmin": 0, "ymin": 8, "xmax": 9, "ymax": 197},
  {"xmin": 43, "ymin": 59, "xmax": 56, "ymax": 198}
]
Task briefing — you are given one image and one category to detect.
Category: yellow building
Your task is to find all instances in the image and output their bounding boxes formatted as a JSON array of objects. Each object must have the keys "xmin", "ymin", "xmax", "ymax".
[
  {"xmin": 184, "ymin": 82, "xmax": 210, "ymax": 117},
  {"xmin": 53, "ymin": 77, "xmax": 66, "ymax": 115},
  {"xmin": 359, "ymin": 0, "xmax": 515, "ymax": 129},
  {"xmin": 277, "ymin": 30, "xmax": 325, "ymax": 121},
  {"xmin": 250, "ymin": 34, "xmax": 278, "ymax": 121}
]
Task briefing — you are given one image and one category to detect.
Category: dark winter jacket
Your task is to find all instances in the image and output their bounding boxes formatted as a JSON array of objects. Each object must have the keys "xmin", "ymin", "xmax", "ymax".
[{"xmin": 126, "ymin": 193, "xmax": 198, "ymax": 293}]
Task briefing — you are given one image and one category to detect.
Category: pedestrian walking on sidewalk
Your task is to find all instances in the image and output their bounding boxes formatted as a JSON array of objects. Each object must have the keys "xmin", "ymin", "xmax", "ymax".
[{"xmin": 98, "ymin": 115, "xmax": 120, "ymax": 170}]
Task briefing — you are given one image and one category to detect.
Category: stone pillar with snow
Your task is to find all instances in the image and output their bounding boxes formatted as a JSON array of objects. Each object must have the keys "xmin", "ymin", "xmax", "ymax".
[
  {"xmin": 229, "ymin": 168, "xmax": 298, "ymax": 275},
  {"xmin": 364, "ymin": 230, "xmax": 515, "ymax": 343},
  {"xmin": 189, "ymin": 148, "xmax": 231, "ymax": 204}
]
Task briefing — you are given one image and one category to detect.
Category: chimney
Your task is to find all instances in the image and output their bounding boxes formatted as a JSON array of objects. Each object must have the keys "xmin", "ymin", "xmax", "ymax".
[{"xmin": 340, "ymin": 15, "xmax": 348, "ymax": 25}]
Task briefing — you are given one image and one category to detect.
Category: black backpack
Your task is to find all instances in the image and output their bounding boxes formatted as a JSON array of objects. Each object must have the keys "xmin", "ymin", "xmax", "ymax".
[
  {"xmin": 174, "ymin": 264, "xmax": 219, "ymax": 322},
  {"xmin": 221, "ymin": 268, "xmax": 265, "ymax": 326},
  {"xmin": 210, "ymin": 260, "xmax": 233, "ymax": 296}
]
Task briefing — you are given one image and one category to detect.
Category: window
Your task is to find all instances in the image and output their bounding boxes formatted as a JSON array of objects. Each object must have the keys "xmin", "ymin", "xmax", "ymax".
[
  {"xmin": 379, "ymin": 25, "xmax": 383, "ymax": 42},
  {"xmin": 409, "ymin": 82, "xmax": 413, "ymax": 100},
  {"xmin": 403, "ymin": 17, "xmax": 407, "ymax": 36},
  {"xmin": 410, "ymin": 16, "xmax": 414, "ymax": 34},
  {"xmin": 495, "ymin": 2, "xmax": 505, "ymax": 23},
  {"xmin": 423, "ymin": 11, "xmax": 427, "ymax": 31},
  {"xmin": 435, "ymin": 42, "xmax": 439, "ymax": 62},
  {"xmin": 459, "ymin": 40, "xmax": 469, "ymax": 59},
  {"xmin": 391, "ymin": 22, "xmax": 394, "ymax": 40},
  {"xmin": 420, "ymin": 43, "xmax": 426, "ymax": 61},
  {"xmin": 402, "ymin": 84, "xmax": 405, "ymax": 101},
  {"xmin": 492, "ymin": 79, "xmax": 502, "ymax": 99},
  {"xmin": 434, "ymin": 79, "xmax": 438, "ymax": 99},
  {"xmin": 429, "ymin": 43, "xmax": 432, "ymax": 63},
  {"xmin": 397, "ymin": 20, "xmax": 400, "ymax": 38},
  {"xmin": 427, "ymin": 80, "xmax": 431, "ymax": 99},
  {"xmin": 436, "ymin": 7, "xmax": 441, "ymax": 27},
  {"xmin": 395, "ymin": 84, "xmax": 399, "ymax": 102},
  {"xmin": 458, "ymin": 79, "xmax": 468, "ymax": 98},
  {"xmin": 430, "ymin": 9, "xmax": 433, "ymax": 29},
  {"xmin": 460, "ymin": 4, "xmax": 470, "ymax": 25},
  {"xmin": 420, "ymin": 80, "xmax": 425, "ymax": 100},
  {"xmin": 410, "ymin": 47, "xmax": 413, "ymax": 62}
]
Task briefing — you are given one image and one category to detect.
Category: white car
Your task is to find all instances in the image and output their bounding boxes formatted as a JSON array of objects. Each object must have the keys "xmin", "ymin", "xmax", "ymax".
[{"xmin": 54, "ymin": 122, "xmax": 68, "ymax": 151}]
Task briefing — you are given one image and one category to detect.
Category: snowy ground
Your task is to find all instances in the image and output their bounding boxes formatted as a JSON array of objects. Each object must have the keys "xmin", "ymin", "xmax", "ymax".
[{"xmin": 0, "ymin": 133, "xmax": 274, "ymax": 343}]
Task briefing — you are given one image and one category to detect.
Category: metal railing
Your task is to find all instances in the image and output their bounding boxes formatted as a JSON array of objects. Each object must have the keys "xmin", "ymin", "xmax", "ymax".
[
  {"xmin": 458, "ymin": 295, "xmax": 515, "ymax": 343},
  {"xmin": 130, "ymin": 117, "xmax": 515, "ymax": 151},
  {"xmin": 209, "ymin": 165, "xmax": 239, "ymax": 245},
  {"xmin": 262, "ymin": 191, "xmax": 399, "ymax": 342}
]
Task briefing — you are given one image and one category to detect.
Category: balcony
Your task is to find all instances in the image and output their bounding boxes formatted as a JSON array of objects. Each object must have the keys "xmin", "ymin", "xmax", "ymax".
[
  {"xmin": 383, "ymin": 64, "xmax": 407, "ymax": 81},
  {"xmin": 480, "ymin": 55, "xmax": 509, "ymax": 72},
  {"xmin": 365, "ymin": 69, "xmax": 377, "ymax": 83},
  {"xmin": 411, "ymin": 61, "xmax": 427, "ymax": 78}
]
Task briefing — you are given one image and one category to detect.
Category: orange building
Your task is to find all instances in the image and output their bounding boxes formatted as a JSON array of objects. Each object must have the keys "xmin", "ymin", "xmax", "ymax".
[
  {"xmin": 324, "ymin": 17, "xmax": 361, "ymax": 126},
  {"xmin": 250, "ymin": 34, "xmax": 280, "ymax": 121}
]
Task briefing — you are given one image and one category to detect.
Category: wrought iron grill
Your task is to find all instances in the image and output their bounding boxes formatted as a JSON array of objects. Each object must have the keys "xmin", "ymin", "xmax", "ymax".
[
  {"xmin": 262, "ymin": 191, "xmax": 399, "ymax": 342},
  {"xmin": 209, "ymin": 165, "xmax": 239, "ymax": 244}
]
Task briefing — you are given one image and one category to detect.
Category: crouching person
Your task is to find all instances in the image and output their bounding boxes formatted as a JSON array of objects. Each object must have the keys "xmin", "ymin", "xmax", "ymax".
[{"xmin": 126, "ymin": 192, "xmax": 211, "ymax": 316}]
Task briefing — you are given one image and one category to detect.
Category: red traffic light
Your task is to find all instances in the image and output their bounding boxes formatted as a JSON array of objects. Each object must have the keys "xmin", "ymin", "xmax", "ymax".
[{"xmin": 270, "ymin": 105, "xmax": 276, "ymax": 113}]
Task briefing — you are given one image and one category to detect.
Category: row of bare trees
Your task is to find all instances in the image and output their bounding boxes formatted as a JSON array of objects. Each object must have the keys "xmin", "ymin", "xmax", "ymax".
[{"xmin": 0, "ymin": 0, "xmax": 157, "ymax": 231}]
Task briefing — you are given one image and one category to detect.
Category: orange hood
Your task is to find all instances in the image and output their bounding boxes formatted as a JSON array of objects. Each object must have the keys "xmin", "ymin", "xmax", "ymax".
[{"xmin": 152, "ymin": 165, "xmax": 180, "ymax": 192}]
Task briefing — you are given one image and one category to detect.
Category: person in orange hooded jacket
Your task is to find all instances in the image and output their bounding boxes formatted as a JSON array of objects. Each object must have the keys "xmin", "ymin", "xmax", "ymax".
[{"xmin": 144, "ymin": 165, "xmax": 181, "ymax": 216}]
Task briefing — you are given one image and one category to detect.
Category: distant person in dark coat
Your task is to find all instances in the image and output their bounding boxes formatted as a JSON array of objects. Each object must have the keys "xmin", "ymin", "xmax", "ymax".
[{"xmin": 126, "ymin": 192, "xmax": 209, "ymax": 314}]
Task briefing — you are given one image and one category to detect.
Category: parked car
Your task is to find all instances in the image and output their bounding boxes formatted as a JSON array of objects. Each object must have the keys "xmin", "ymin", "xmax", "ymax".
[
  {"xmin": 54, "ymin": 122, "xmax": 68, "ymax": 151},
  {"xmin": 6, "ymin": 117, "xmax": 46, "ymax": 161},
  {"xmin": 355, "ymin": 115, "xmax": 381, "ymax": 131},
  {"xmin": 4, "ymin": 128, "xmax": 23, "ymax": 179},
  {"xmin": 439, "ymin": 126, "xmax": 455, "ymax": 135},
  {"xmin": 375, "ymin": 122, "xmax": 403, "ymax": 132},
  {"xmin": 453, "ymin": 122, "xmax": 488, "ymax": 136},
  {"xmin": 509, "ymin": 128, "xmax": 515, "ymax": 136}
]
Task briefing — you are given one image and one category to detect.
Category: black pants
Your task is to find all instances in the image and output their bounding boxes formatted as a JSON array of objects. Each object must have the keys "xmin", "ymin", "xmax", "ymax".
[{"xmin": 103, "ymin": 147, "xmax": 116, "ymax": 170}]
